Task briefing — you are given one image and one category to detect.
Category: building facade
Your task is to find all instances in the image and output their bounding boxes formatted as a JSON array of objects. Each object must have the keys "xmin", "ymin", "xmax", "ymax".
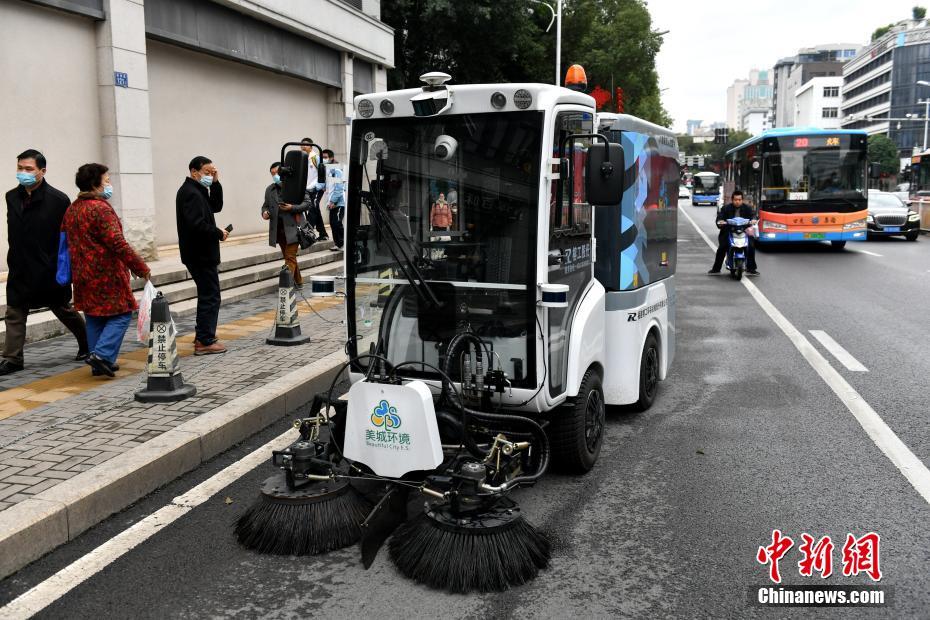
[
  {"xmin": 0, "ymin": 0, "xmax": 394, "ymax": 266},
  {"xmin": 841, "ymin": 19, "xmax": 930, "ymax": 155},
  {"xmin": 726, "ymin": 79, "xmax": 749, "ymax": 130},
  {"xmin": 772, "ymin": 44, "xmax": 858, "ymax": 128},
  {"xmin": 794, "ymin": 77, "xmax": 843, "ymax": 128}
]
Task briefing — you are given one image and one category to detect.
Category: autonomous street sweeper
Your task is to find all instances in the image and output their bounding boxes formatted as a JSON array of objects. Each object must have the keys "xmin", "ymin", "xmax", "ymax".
[{"xmin": 236, "ymin": 71, "xmax": 680, "ymax": 593}]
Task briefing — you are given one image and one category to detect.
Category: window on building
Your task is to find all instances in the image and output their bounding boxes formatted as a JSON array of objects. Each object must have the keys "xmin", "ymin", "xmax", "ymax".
[
  {"xmin": 823, "ymin": 107, "xmax": 839, "ymax": 118},
  {"xmin": 823, "ymin": 86, "xmax": 840, "ymax": 97}
]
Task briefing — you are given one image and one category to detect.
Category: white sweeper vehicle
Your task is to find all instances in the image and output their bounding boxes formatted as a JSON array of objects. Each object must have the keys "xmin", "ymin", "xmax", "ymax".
[{"xmin": 235, "ymin": 69, "xmax": 679, "ymax": 593}]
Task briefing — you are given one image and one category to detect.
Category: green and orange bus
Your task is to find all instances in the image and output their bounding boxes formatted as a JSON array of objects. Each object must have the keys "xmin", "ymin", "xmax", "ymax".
[{"xmin": 723, "ymin": 128, "xmax": 868, "ymax": 248}]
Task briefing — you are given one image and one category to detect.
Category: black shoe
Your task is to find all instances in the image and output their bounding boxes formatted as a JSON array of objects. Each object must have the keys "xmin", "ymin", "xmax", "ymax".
[
  {"xmin": 329, "ymin": 246, "xmax": 343, "ymax": 252},
  {"xmin": 747, "ymin": 270, "xmax": 760, "ymax": 276},
  {"xmin": 318, "ymin": 235, "xmax": 330, "ymax": 241},
  {"xmin": 91, "ymin": 363, "xmax": 120, "ymax": 376},
  {"xmin": 294, "ymin": 282, "xmax": 303, "ymax": 290},
  {"xmin": 86, "ymin": 353, "xmax": 115, "ymax": 377},
  {"xmin": 75, "ymin": 350, "xmax": 89, "ymax": 362},
  {"xmin": 0, "ymin": 360, "xmax": 24, "ymax": 376},
  {"xmin": 707, "ymin": 269, "xmax": 721, "ymax": 274}
]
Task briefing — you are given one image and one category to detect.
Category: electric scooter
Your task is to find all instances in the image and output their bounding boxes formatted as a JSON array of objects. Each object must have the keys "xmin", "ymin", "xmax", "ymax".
[{"xmin": 725, "ymin": 216, "xmax": 752, "ymax": 280}]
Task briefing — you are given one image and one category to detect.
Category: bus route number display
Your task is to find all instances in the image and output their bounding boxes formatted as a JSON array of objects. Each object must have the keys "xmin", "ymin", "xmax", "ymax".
[{"xmin": 793, "ymin": 136, "xmax": 841, "ymax": 148}]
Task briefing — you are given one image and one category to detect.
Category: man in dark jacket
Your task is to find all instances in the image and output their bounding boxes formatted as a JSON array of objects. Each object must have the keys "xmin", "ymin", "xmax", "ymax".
[
  {"xmin": 176, "ymin": 155, "xmax": 227, "ymax": 355},
  {"xmin": 261, "ymin": 162, "xmax": 312, "ymax": 287},
  {"xmin": 1, "ymin": 149, "xmax": 88, "ymax": 375},
  {"xmin": 708, "ymin": 189, "xmax": 759, "ymax": 275}
]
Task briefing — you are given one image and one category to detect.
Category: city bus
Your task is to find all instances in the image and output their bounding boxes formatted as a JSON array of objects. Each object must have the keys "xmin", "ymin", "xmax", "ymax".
[
  {"xmin": 691, "ymin": 171, "xmax": 720, "ymax": 206},
  {"xmin": 723, "ymin": 128, "xmax": 868, "ymax": 248}
]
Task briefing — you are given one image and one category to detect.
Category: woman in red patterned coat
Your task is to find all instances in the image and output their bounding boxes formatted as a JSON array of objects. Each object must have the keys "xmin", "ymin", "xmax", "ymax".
[{"xmin": 62, "ymin": 163, "xmax": 151, "ymax": 377}]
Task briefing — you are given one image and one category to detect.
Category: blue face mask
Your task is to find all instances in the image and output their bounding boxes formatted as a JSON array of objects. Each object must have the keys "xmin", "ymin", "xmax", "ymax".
[
  {"xmin": 101, "ymin": 184, "xmax": 113, "ymax": 200},
  {"xmin": 273, "ymin": 174, "xmax": 281, "ymax": 184},
  {"xmin": 199, "ymin": 175, "xmax": 214, "ymax": 188},
  {"xmin": 16, "ymin": 172, "xmax": 37, "ymax": 187}
]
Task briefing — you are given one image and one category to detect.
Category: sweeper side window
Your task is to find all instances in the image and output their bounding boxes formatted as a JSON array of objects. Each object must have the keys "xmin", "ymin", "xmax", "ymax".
[{"xmin": 346, "ymin": 111, "xmax": 544, "ymax": 388}]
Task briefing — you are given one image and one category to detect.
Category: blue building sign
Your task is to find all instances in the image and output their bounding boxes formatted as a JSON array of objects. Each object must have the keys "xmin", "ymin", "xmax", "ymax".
[{"xmin": 114, "ymin": 72, "xmax": 129, "ymax": 88}]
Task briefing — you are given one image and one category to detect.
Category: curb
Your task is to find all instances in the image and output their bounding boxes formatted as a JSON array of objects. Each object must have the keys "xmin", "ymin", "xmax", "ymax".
[{"xmin": 0, "ymin": 349, "xmax": 346, "ymax": 580}]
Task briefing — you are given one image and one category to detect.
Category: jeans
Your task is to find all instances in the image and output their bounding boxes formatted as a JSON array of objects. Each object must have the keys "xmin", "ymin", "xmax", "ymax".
[
  {"xmin": 3, "ymin": 304, "xmax": 88, "ymax": 366},
  {"xmin": 85, "ymin": 312, "xmax": 132, "ymax": 364},
  {"xmin": 329, "ymin": 204, "xmax": 345, "ymax": 248},
  {"xmin": 187, "ymin": 263, "xmax": 221, "ymax": 345}
]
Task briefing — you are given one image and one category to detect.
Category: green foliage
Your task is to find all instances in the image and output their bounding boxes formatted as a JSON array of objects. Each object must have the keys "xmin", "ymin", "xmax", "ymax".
[
  {"xmin": 677, "ymin": 128, "xmax": 751, "ymax": 170},
  {"xmin": 381, "ymin": 0, "xmax": 671, "ymax": 126},
  {"xmin": 868, "ymin": 134, "xmax": 900, "ymax": 174},
  {"xmin": 871, "ymin": 23, "xmax": 896, "ymax": 41},
  {"xmin": 914, "ymin": 6, "xmax": 926, "ymax": 19}
]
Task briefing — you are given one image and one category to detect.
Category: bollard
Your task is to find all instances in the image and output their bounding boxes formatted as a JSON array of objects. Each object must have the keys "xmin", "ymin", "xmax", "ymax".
[
  {"xmin": 135, "ymin": 292, "xmax": 197, "ymax": 403},
  {"xmin": 267, "ymin": 266, "xmax": 312, "ymax": 346}
]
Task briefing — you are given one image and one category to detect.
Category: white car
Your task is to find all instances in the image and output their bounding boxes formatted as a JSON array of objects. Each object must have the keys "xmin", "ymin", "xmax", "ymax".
[{"xmin": 678, "ymin": 185, "xmax": 690, "ymax": 199}]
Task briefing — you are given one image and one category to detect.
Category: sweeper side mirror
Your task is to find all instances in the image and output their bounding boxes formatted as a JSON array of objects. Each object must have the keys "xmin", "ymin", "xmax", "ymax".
[
  {"xmin": 278, "ymin": 141, "xmax": 326, "ymax": 205},
  {"xmin": 585, "ymin": 140, "xmax": 625, "ymax": 206}
]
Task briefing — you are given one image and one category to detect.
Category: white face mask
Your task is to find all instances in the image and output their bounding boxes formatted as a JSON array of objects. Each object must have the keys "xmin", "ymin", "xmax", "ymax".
[{"xmin": 322, "ymin": 158, "xmax": 331, "ymax": 165}]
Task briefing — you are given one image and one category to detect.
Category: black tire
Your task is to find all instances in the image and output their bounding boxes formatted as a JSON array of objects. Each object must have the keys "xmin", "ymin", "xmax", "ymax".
[
  {"xmin": 906, "ymin": 231, "xmax": 919, "ymax": 241},
  {"xmin": 631, "ymin": 333, "xmax": 660, "ymax": 412},
  {"xmin": 831, "ymin": 240, "xmax": 847, "ymax": 249},
  {"xmin": 549, "ymin": 368, "xmax": 605, "ymax": 474}
]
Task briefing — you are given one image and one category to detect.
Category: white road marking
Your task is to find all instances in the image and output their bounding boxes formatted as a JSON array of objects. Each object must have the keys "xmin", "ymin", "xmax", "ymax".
[
  {"xmin": 681, "ymin": 205, "xmax": 930, "ymax": 506},
  {"xmin": 1, "ymin": 430, "xmax": 295, "ymax": 619},
  {"xmin": 808, "ymin": 330, "xmax": 869, "ymax": 372},
  {"xmin": 851, "ymin": 248, "xmax": 883, "ymax": 257}
]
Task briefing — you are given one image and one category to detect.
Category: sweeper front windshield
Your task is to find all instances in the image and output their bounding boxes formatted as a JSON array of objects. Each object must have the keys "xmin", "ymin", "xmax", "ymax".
[{"xmin": 346, "ymin": 111, "xmax": 544, "ymax": 389}]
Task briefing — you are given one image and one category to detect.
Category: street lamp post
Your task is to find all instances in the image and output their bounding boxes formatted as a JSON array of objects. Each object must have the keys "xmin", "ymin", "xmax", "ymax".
[
  {"xmin": 917, "ymin": 80, "xmax": 930, "ymax": 150},
  {"xmin": 528, "ymin": 0, "xmax": 562, "ymax": 85}
]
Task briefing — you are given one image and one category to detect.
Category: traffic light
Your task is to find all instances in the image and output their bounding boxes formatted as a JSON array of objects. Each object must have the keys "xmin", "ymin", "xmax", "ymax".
[{"xmin": 615, "ymin": 87, "xmax": 624, "ymax": 113}]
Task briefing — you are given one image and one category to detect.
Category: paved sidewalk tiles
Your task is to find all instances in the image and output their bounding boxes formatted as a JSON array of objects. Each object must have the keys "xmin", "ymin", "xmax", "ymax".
[{"xmin": 0, "ymin": 291, "xmax": 346, "ymax": 513}]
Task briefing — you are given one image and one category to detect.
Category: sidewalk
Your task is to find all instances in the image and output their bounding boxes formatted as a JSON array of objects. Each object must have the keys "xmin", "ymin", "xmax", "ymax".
[{"xmin": 0, "ymin": 288, "xmax": 350, "ymax": 578}]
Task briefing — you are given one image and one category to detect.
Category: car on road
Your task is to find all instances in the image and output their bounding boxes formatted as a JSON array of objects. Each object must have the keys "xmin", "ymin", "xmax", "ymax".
[
  {"xmin": 867, "ymin": 190, "xmax": 920, "ymax": 240},
  {"xmin": 679, "ymin": 184, "xmax": 690, "ymax": 199}
]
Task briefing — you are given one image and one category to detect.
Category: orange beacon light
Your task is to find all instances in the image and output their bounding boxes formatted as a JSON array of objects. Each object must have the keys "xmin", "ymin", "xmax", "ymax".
[{"xmin": 564, "ymin": 64, "xmax": 587, "ymax": 92}]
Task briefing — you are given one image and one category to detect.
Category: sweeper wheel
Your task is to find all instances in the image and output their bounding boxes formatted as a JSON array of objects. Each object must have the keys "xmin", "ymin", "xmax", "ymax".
[
  {"xmin": 235, "ymin": 472, "xmax": 370, "ymax": 555},
  {"xmin": 549, "ymin": 368, "xmax": 605, "ymax": 473},
  {"xmin": 388, "ymin": 501, "xmax": 550, "ymax": 593}
]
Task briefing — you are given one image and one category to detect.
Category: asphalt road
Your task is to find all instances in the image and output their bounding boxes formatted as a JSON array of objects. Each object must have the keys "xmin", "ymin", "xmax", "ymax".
[{"xmin": 2, "ymin": 198, "xmax": 929, "ymax": 618}]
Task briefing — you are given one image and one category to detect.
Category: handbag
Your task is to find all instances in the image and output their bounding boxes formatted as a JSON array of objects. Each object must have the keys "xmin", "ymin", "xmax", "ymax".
[
  {"xmin": 55, "ymin": 231, "xmax": 71, "ymax": 286},
  {"xmin": 296, "ymin": 220, "xmax": 318, "ymax": 250}
]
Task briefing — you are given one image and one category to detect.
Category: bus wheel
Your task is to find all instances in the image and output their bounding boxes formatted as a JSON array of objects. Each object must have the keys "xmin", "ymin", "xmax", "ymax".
[
  {"xmin": 831, "ymin": 241, "xmax": 847, "ymax": 249},
  {"xmin": 550, "ymin": 368, "xmax": 605, "ymax": 474},
  {"xmin": 631, "ymin": 333, "xmax": 660, "ymax": 412}
]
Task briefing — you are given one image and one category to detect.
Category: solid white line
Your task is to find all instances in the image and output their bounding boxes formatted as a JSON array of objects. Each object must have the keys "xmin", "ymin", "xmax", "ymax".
[
  {"xmin": 1, "ymin": 430, "xmax": 295, "ymax": 619},
  {"xmin": 851, "ymin": 248, "xmax": 883, "ymax": 257},
  {"xmin": 680, "ymin": 205, "xmax": 930, "ymax": 506},
  {"xmin": 809, "ymin": 330, "xmax": 869, "ymax": 372}
]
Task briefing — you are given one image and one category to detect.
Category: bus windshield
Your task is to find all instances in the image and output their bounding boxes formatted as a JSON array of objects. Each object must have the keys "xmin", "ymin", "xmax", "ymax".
[
  {"xmin": 693, "ymin": 175, "xmax": 720, "ymax": 194},
  {"xmin": 762, "ymin": 136, "xmax": 866, "ymax": 203}
]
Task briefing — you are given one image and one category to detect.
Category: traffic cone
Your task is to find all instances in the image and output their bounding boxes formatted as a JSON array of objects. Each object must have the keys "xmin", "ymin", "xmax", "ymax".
[
  {"xmin": 135, "ymin": 292, "xmax": 197, "ymax": 403},
  {"xmin": 266, "ymin": 266, "xmax": 311, "ymax": 346}
]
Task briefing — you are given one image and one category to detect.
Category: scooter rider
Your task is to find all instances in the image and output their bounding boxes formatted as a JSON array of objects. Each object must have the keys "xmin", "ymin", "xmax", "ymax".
[{"xmin": 708, "ymin": 189, "xmax": 759, "ymax": 276}]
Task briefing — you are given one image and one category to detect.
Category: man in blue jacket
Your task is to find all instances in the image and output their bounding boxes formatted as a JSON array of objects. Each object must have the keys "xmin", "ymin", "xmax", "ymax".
[{"xmin": 176, "ymin": 156, "xmax": 227, "ymax": 355}]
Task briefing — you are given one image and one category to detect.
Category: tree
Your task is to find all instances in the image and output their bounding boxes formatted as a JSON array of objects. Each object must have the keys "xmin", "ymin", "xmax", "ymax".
[
  {"xmin": 868, "ymin": 134, "xmax": 899, "ymax": 174},
  {"xmin": 871, "ymin": 23, "xmax": 896, "ymax": 41},
  {"xmin": 380, "ymin": 0, "xmax": 672, "ymax": 126},
  {"xmin": 914, "ymin": 6, "xmax": 926, "ymax": 19}
]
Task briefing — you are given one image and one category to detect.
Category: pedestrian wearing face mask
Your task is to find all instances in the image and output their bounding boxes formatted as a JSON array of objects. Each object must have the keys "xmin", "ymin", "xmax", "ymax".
[
  {"xmin": 261, "ymin": 161, "xmax": 312, "ymax": 286},
  {"xmin": 321, "ymin": 149, "xmax": 346, "ymax": 251},
  {"xmin": 176, "ymin": 155, "xmax": 227, "ymax": 355},
  {"xmin": 0, "ymin": 149, "xmax": 88, "ymax": 375},
  {"xmin": 63, "ymin": 163, "xmax": 151, "ymax": 377}
]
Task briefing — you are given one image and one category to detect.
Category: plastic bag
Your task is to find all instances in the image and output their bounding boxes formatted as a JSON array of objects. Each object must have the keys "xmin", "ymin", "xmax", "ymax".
[
  {"xmin": 137, "ymin": 280, "xmax": 157, "ymax": 343},
  {"xmin": 55, "ymin": 232, "xmax": 71, "ymax": 286}
]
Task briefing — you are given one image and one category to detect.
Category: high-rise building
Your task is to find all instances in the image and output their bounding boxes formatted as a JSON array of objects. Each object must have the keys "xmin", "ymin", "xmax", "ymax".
[
  {"xmin": 686, "ymin": 120, "xmax": 703, "ymax": 136},
  {"xmin": 728, "ymin": 70, "xmax": 773, "ymax": 133},
  {"xmin": 794, "ymin": 77, "xmax": 844, "ymax": 128},
  {"xmin": 772, "ymin": 44, "xmax": 859, "ymax": 128},
  {"xmin": 726, "ymin": 78, "xmax": 749, "ymax": 129},
  {"xmin": 841, "ymin": 17, "xmax": 930, "ymax": 155}
]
